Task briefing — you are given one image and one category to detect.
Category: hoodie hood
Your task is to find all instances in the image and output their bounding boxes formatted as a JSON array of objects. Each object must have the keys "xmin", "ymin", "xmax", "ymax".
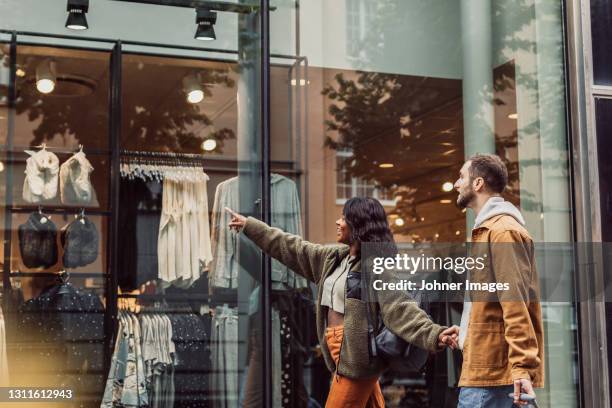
[{"xmin": 473, "ymin": 196, "xmax": 525, "ymax": 229}]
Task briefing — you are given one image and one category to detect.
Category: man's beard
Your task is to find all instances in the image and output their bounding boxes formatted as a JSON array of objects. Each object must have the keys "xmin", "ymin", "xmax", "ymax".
[{"xmin": 457, "ymin": 188, "xmax": 475, "ymax": 209}]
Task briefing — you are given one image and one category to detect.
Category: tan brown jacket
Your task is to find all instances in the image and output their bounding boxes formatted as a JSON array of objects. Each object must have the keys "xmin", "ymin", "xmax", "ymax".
[
  {"xmin": 459, "ymin": 214, "xmax": 545, "ymax": 387},
  {"xmin": 243, "ymin": 216, "xmax": 446, "ymax": 379}
]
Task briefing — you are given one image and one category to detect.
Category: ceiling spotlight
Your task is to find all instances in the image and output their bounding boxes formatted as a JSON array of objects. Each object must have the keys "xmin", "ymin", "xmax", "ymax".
[
  {"xmin": 65, "ymin": 0, "xmax": 89, "ymax": 30},
  {"xmin": 202, "ymin": 138, "xmax": 217, "ymax": 152},
  {"xmin": 183, "ymin": 73, "xmax": 204, "ymax": 104},
  {"xmin": 36, "ymin": 60, "xmax": 57, "ymax": 94},
  {"xmin": 440, "ymin": 199, "xmax": 452, "ymax": 204},
  {"xmin": 508, "ymin": 112, "xmax": 518, "ymax": 120},
  {"xmin": 442, "ymin": 181, "xmax": 454, "ymax": 192},
  {"xmin": 394, "ymin": 218, "xmax": 405, "ymax": 227},
  {"xmin": 15, "ymin": 68, "xmax": 26, "ymax": 77},
  {"xmin": 455, "ymin": 230, "xmax": 461, "ymax": 236},
  {"xmin": 195, "ymin": 8, "xmax": 217, "ymax": 41},
  {"xmin": 379, "ymin": 163, "xmax": 394, "ymax": 169}
]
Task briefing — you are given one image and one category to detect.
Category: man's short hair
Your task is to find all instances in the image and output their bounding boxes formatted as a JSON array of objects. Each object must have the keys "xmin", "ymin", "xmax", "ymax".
[{"xmin": 467, "ymin": 154, "xmax": 508, "ymax": 193}]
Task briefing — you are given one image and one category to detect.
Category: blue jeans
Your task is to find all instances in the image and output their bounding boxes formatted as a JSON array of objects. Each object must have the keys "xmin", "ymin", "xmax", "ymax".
[{"xmin": 458, "ymin": 386, "xmax": 519, "ymax": 408}]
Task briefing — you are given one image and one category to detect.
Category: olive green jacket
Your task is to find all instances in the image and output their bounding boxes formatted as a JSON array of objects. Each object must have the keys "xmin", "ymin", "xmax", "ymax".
[{"xmin": 242, "ymin": 217, "xmax": 446, "ymax": 379}]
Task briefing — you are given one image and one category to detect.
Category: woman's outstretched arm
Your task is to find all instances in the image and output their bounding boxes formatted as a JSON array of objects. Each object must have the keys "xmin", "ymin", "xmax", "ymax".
[{"xmin": 226, "ymin": 207, "xmax": 340, "ymax": 284}]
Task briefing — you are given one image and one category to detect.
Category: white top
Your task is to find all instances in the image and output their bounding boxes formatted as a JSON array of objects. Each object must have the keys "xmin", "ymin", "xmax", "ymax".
[{"xmin": 320, "ymin": 255, "xmax": 356, "ymax": 314}]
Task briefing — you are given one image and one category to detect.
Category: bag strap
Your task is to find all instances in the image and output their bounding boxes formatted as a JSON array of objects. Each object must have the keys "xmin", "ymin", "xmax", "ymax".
[{"xmin": 360, "ymin": 263, "xmax": 378, "ymax": 357}]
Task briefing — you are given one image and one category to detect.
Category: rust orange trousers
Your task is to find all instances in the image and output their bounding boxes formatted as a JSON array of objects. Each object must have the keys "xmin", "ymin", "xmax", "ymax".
[{"xmin": 324, "ymin": 326, "xmax": 385, "ymax": 408}]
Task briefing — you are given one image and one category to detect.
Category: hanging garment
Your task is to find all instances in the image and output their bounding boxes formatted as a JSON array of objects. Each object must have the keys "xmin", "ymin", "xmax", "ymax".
[
  {"xmin": 209, "ymin": 174, "xmax": 306, "ymax": 290},
  {"xmin": 61, "ymin": 214, "xmax": 99, "ymax": 268},
  {"xmin": 18, "ymin": 212, "xmax": 58, "ymax": 269},
  {"xmin": 59, "ymin": 149, "xmax": 97, "ymax": 205},
  {"xmin": 101, "ymin": 312, "xmax": 149, "ymax": 408},
  {"xmin": 140, "ymin": 313, "xmax": 176, "ymax": 408},
  {"xmin": 170, "ymin": 313, "xmax": 211, "ymax": 408},
  {"xmin": 158, "ymin": 170, "xmax": 212, "ymax": 289},
  {"xmin": 23, "ymin": 148, "xmax": 59, "ymax": 203},
  {"xmin": 14, "ymin": 282, "xmax": 105, "ymax": 398},
  {"xmin": 210, "ymin": 306, "xmax": 239, "ymax": 408}
]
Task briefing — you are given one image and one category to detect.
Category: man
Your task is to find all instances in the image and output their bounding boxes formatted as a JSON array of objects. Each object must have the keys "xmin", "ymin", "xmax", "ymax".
[{"xmin": 454, "ymin": 154, "xmax": 544, "ymax": 407}]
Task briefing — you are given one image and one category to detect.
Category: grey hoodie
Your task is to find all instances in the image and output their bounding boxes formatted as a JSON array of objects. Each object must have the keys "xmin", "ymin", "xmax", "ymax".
[{"xmin": 458, "ymin": 196, "xmax": 526, "ymax": 350}]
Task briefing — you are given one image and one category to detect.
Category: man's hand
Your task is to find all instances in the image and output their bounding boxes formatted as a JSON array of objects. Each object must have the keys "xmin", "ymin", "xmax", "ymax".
[
  {"xmin": 437, "ymin": 325, "xmax": 459, "ymax": 350},
  {"xmin": 513, "ymin": 378, "xmax": 535, "ymax": 406},
  {"xmin": 226, "ymin": 207, "xmax": 247, "ymax": 232}
]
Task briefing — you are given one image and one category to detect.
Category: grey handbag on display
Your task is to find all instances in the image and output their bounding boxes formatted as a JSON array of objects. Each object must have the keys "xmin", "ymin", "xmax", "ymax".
[{"xmin": 358, "ymin": 268, "xmax": 432, "ymax": 373}]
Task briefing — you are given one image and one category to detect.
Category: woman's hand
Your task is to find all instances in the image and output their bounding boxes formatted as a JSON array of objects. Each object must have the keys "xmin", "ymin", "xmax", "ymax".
[
  {"xmin": 226, "ymin": 207, "xmax": 247, "ymax": 232},
  {"xmin": 437, "ymin": 325, "xmax": 459, "ymax": 350}
]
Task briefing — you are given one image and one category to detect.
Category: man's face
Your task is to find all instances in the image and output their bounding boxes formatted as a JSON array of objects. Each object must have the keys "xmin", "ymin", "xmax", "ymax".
[{"xmin": 454, "ymin": 161, "xmax": 475, "ymax": 208}]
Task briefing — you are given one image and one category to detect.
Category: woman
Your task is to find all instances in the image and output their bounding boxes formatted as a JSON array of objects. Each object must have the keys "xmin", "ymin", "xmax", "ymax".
[{"xmin": 226, "ymin": 197, "xmax": 458, "ymax": 408}]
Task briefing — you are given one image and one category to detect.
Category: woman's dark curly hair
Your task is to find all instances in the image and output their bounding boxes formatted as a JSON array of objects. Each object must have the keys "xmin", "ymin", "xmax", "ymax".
[{"xmin": 342, "ymin": 197, "xmax": 396, "ymax": 255}]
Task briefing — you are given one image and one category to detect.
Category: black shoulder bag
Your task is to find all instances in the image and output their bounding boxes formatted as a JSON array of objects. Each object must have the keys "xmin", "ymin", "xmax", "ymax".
[{"xmin": 357, "ymin": 268, "xmax": 432, "ymax": 373}]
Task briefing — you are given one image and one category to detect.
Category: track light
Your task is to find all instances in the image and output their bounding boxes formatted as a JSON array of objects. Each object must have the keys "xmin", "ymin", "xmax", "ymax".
[
  {"xmin": 183, "ymin": 73, "xmax": 204, "ymax": 104},
  {"xmin": 195, "ymin": 8, "xmax": 217, "ymax": 41},
  {"xmin": 65, "ymin": 0, "xmax": 89, "ymax": 30},
  {"xmin": 36, "ymin": 60, "xmax": 57, "ymax": 94}
]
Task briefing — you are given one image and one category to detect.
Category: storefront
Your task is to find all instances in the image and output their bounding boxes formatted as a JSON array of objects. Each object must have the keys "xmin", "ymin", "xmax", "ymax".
[{"xmin": 0, "ymin": 0, "xmax": 608, "ymax": 407}]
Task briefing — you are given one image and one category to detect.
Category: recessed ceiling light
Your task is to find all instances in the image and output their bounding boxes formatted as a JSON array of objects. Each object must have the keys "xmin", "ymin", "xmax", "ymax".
[
  {"xmin": 442, "ymin": 181, "xmax": 453, "ymax": 192},
  {"xmin": 508, "ymin": 113, "xmax": 518, "ymax": 120},
  {"xmin": 36, "ymin": 60, "xmax": 56, "ymax": 94},
  {"xmin": 442, "ymin": 149, "xmax": 457, "ymax": 156},
  {"xmin": 15, "ymin": 68, "xmax": 26, "ymax": 77},
  {"xmin": 455, "ymin": 230, "xmax": 461, "ymax": 236},
  {"xmin": 379, "ymin": 163, "xmax": 394, "ymax": 169},
  {"xmin": 394, "ymin": 218, "xmax": 404, "ymax": 227},
  {"xmin": 434, "ymin": 233, "xmax": 440, "ymax": 238},
  {"xmin": 440, "ymin": 199, "xmax": 452, "ymax": 204},
  {"xmin": 183, "ymin": 73, "xmax": 204, "ymax": 104},
  {"xmin": 202, "ymin": 138, "xmax": 217, "ymax": 151}
]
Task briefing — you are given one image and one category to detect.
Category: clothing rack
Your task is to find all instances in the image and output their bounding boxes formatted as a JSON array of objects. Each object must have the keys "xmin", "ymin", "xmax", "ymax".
[{"xmin": 120, "ymin": 151, "xmax": 304, "ymax": 176}]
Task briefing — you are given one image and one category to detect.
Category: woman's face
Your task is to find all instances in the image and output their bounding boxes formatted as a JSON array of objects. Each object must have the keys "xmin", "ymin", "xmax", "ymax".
[{"xmin": 336, "ymin": 215, "xmax": 351, "ymax": 244}]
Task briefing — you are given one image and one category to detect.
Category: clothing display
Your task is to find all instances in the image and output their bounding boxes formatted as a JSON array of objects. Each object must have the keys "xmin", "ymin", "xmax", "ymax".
[
  {"xmin": 60, "ymin": 149, "xmax": 97, "ymax": 205},
  {"xmin": 61, "ymin": 214, "xmax": 99, "ymax": 268},
  {"xmin": 210, "ymin": 305, "xmax": 238, "ymax": 408},
  {"xmin": 170, "ymin": 312, "xmax": 212, "ymax": 408},
  {"xmin": 0, "ymin": 306, "xmax": 8, "ymax": 387},
  {"xmin": 101, "ymin": 311, "xmax": 150, "ymax": 408},
  {"xmin": 158, "ymin": 169, "xmax": 213, "ymax": 288},
  {"xmin": 18, "ymin": 211, "xmax": 58, "ymax": 269},
  {"xmin": 11, "ymin": 281, "xmax": 105, "ymax": 404},
  {"xmin": 23, "ymin": 148, "xmax": 60, "ymax": 203},
  {"xmin": 209, "ymin": 174, "xmax": 307, "ymax": 290}
]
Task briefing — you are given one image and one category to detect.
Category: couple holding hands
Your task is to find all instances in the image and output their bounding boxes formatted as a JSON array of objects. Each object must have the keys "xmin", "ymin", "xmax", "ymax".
[{"xmin": 226, "ymin": 154, "xmax": 543, "ymax": 408}]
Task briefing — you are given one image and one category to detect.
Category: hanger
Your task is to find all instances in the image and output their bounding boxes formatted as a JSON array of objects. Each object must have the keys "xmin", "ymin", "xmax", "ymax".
[{"xmin": 56, "ymin": 270, "xmax": 72, "ymax": 295}]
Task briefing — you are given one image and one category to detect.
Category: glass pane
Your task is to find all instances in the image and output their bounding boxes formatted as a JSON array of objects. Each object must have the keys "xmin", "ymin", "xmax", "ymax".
[
  {"xmin": 595, "ymin": 97, "xmax": 612, "ymax": 395},
  {"xmin": 271, "ymin": 0, "xmax": 576, "ymax": 407},
  {"xmin": 591, "ymin": 0, "xmax": 612, "ymax": 86},
  {"xmin": 117, "ymin": 20, "xmax": 262, "ymax": 408},
  {"xmin": 2, "ymin": 42, "xmax": 110, "ymax": 408}
]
